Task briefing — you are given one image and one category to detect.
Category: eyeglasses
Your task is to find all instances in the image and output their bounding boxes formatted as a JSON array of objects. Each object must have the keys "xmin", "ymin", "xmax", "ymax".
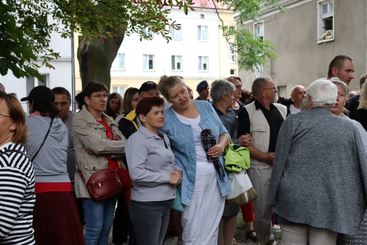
[
  {"xmin": 91, "ymin": 93, "xmax": 108, "ymax": 99},
  {"xmin": 264, "ymin": 87, "xmax": 278, "ymax": 92},
  {"xmin": 0, "ymin": 113, "xmax": 10, "ymax": 118}
]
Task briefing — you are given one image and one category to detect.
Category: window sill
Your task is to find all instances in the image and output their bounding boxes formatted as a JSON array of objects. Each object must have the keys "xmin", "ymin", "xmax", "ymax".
[{"xmin": 317, "ymin": 37, "xmax": 334, "ymax": 44}]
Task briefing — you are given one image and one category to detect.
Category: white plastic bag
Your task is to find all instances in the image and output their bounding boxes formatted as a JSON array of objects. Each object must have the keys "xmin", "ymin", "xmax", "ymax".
[{"xmin": 227, "ymin": 170, "xmax": 257, "ymax": 205}]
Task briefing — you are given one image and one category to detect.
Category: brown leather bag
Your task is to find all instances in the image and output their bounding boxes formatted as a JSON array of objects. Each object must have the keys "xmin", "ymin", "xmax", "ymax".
[{"xmin": 79, "ymin": 169, "xmax": 123, "ymax": 201}]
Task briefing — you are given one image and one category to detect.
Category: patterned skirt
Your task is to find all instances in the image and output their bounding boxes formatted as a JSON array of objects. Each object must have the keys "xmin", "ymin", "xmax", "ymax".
[{"xmin": 340, "ymin": 211, "xmax": 367, "ymax": 245}]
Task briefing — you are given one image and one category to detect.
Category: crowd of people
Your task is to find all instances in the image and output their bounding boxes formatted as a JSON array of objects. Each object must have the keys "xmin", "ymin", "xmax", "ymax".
[{"xmin": 0, "ymin": 54, "xmax": 367, "ymax": 245}]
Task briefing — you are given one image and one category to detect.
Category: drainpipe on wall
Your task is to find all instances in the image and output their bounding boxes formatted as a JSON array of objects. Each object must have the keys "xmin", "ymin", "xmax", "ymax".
[
  {"xmin": 365, "ymin": 0, "xmax": 367, "ymax": 78},
  {"xmin": 71, "ymin": 32, "xmax": 76, "ymax": 112}
]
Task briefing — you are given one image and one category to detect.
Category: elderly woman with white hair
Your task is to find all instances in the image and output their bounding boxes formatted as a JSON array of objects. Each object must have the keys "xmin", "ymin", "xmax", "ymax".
[{"xmin": 267, "ymin": 79, "xmax": 367, "ymax": 245}]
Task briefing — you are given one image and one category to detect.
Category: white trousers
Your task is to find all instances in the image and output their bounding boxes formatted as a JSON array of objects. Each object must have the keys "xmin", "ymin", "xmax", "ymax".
[
  {"xmin": 280, "ymin": 223, "xmax": 337, "ymax": 245},
  {"xmin": 181, "ymin": 173, "xmax": 225, "ymax": 245}
]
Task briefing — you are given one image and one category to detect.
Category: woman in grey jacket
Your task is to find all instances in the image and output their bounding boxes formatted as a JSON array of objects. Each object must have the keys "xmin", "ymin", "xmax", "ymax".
[
  {"xmin": 22, "ymin": 86, "xmax": 84, "ymax": 245},
  {"xmin": 267, "ymin": 79, "xmax": 367, "ymax": 245},
  {"xmin": 72, "ymin": 82, "xmax": 127, "ymax": 245},
  {"xmin": 126, "ymin": 97, "xmax": 181, "ymax": 245}
]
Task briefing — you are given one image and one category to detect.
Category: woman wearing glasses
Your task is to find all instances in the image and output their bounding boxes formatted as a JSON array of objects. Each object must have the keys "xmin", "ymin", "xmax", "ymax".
[
  {"xmin": 72, "ymin": 81, "xmax": 127, "ymax": 245},
  {"xmin": 0, "ymin": 92, "xmax": 35, "ymax": 244}
]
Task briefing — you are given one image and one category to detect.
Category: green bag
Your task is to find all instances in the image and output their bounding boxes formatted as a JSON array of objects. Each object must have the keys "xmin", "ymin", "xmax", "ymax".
[
  {"xmin": 171, "ymin": 187, "xmax": 184, "ymax": 212},
  {"xmin": 223, "ymin": 144, "xmax": 250, "ymax": 173}
]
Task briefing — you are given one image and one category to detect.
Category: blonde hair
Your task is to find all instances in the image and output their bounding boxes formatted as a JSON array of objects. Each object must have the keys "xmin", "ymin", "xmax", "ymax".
[
  {"xmin": 330, "ymin": 77, "xmax": 349, "ymax": 95},
  {"xmin": 0, "ymin": 92, "xmax": 28, "ymax": 144},
  {"xmin": 359, "ymin": 82, "xmax": 367, "ymax": 109},
  {"xmin": 157, "ymin": 75, "xmax": 184, "ymax": 99}
]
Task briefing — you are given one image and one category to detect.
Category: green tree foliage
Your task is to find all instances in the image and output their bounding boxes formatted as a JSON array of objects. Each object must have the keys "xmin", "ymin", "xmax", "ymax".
[
  {"xmin": 217, "ymin": 0, "xmax": 279, "ymax": 70},
  {"xmin": 1, "ymin": 0, "xmax": 279, "ymax": 85},
  {"xmin": 0, "ymin": 1, "xmax": 60, "ymax": 78}
]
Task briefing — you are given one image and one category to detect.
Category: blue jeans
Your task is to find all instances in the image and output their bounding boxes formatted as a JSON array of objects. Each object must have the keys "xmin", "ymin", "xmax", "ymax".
[{"xmin": 82, "ymin": 197, "xmax": 117, "ymax": 245}]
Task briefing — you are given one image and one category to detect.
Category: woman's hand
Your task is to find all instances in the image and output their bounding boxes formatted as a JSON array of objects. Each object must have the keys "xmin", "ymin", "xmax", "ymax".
[
  {"xmin": 169, "ymin": 170, "xmax": 182, "ymax": 185},
  {"xmin": 207, "ymin": 144, "xmax": 224, "ymax": 158}
]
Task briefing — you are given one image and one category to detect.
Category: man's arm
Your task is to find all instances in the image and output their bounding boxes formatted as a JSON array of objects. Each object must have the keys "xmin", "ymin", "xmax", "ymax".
[
  {"xmin": 247, "ymin": 146, "xmax": 275, "ymax": 165},
  {"xmin": 238, "ymin": 107, "xmax": 274, "ymax": 165}
]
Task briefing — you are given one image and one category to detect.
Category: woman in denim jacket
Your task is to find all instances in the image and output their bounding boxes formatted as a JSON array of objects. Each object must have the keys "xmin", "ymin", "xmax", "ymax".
[{"xmin": 158, "ymin": 76, "xmax": 230, "ymax": 245}]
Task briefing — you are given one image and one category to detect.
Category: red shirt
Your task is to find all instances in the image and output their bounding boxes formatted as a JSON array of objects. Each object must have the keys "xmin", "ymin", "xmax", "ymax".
[{"xmin": 97, "ymin": 119, "xmax": 119, "ymax": 170}]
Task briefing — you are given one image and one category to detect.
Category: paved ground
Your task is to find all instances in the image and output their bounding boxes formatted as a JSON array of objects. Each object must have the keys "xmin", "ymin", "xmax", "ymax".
[{"xmin": 109, "ymin": 214, "xmax": 281, "ymax": 245}]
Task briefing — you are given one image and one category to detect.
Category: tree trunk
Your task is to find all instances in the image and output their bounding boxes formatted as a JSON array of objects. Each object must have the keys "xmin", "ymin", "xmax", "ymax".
[{"xmin": 77, "ymin": 32, "xmax": 125, "ymax": 91}]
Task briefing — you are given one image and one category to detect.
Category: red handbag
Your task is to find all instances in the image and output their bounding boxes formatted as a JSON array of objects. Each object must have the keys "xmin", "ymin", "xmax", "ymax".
[
  {"xmin": 117, "ymin": 167, "xmax": 132, "ymax": 202},
  {"xmin": 78, "ymin": 169, "xmax": 123, "ymax": 201}
]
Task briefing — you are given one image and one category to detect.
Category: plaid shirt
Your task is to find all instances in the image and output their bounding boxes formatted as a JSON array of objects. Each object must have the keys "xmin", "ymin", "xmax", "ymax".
[{"xmin": 200, "ymin": 128, "xmax": 226, "ymax": 182}]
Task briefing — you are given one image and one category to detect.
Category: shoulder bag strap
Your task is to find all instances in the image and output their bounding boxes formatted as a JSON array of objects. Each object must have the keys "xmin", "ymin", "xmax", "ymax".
[
  {"xmin": 77, "ymin": 169, "xmax": 87, "ymax": 184},
  {"xmin": 31, "ymin": 117, "xmax": 54, "ymax": 162}
]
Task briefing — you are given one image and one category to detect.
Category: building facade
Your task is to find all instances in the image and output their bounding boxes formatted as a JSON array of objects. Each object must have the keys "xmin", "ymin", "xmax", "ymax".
[
  {"xmin": 238, "ymin": 0, "xmax": 367, "ymax": 97},
  {"xmin": 108, "ymin": 1, "xmax": 237, "ymax": 95},
  {"xmin": 1, "ymin": 31, "xmax": 74, "ymax": 111}
]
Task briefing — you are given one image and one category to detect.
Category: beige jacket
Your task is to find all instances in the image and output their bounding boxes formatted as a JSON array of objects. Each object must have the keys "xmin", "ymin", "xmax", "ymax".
[
  {"xmin": 72, "ymin": 106, "xmax": 127, "ymax": 198},
  {"xmin": 245, "ymin": 101, "xmax": 287, "ymax": 168}
]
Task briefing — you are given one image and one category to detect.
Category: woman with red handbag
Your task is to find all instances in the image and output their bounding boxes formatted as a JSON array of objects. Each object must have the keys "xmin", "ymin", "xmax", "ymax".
[{"xmin": 72, "ymin": 81, "xmax": 127, "ymax": 245}]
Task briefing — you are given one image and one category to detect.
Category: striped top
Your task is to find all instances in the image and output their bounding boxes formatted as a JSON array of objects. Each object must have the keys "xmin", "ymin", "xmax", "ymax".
[{"xmin": 0, "ymin": 142, "xmax": 35, "ymax": 244}]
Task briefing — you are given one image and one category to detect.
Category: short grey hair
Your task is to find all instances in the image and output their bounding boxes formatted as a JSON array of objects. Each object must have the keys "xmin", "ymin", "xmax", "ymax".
[
  {"xmin": 251, "ymin": 76, "xmax": 272, "ymax": 97},
  {"xmin": 307, "ymin": 79, "xmax": 337, "ymax": 107},
  {"xmin": 210, "ymin": 79, "xmax": 235, "ymax": 103}
]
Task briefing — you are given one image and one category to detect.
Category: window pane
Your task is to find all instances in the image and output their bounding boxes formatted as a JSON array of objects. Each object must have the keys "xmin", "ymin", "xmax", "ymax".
[
  {"xmin": 323, "ymin": 16, "xmax": 333, "ymax": 30},
  {"xmin": 171, "ymin": 56, "xmax": 175, "ymax": 70},
  {"xmin": 118, "ymin": 54, "xmax": 124, "ymax": 69},
  {"xmin": 198, "ymin": 26, "xmax": 208, "ymax": 41}
]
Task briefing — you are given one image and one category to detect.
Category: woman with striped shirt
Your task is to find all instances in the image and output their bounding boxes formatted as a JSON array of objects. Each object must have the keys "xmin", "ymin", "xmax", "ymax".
[{"xmin": 0, "ymin": 91, "xmax": 35, "ymax": 244}]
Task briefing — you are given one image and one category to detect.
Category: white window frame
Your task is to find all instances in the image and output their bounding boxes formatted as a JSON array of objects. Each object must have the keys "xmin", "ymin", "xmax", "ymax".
[
  {"xmin": 112, "ymin": 86, "xmax": 125, "ymax": 95},
  {"xmin": 317, "ymin": 0, "xmax": 334, "ymax": 43},
  {"xmin": 197, "ymin": 25, "xmax": 208, "ymax": 41},
  {"xmin": 143, "ymin": 54, "xmax": 155, "ymax": 71},
  {"xmin": 171, "ymin": 55, "xmax": 183, "ymax": 71},
  {"xmin": 170, "ymin": 24, "xmax": 182, "ymax": 41},
  {"xmin": 253, "ymin": 64, "xmax": 263, "ymax": 78},
  {"xmin": 113, "ymin": 53, "xmax": 125, "ymax": 70},
  {"xmin": 229, "ymin": 42, "xmax": 236, "ymax": 63},
  {"xmin": 33, "ymin": 73, "xmax": 49, "ymax": 87},
  {"xmin": 143, "ymin": 27, "xmax": 153, "ymax": 37},
  {"xmin": 198, "ymin": 56, "xmax": 209, "ymax": 72},
  {"xmin": 253, "ymin": 21, "xmax": 264, "ymax": 41}
]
